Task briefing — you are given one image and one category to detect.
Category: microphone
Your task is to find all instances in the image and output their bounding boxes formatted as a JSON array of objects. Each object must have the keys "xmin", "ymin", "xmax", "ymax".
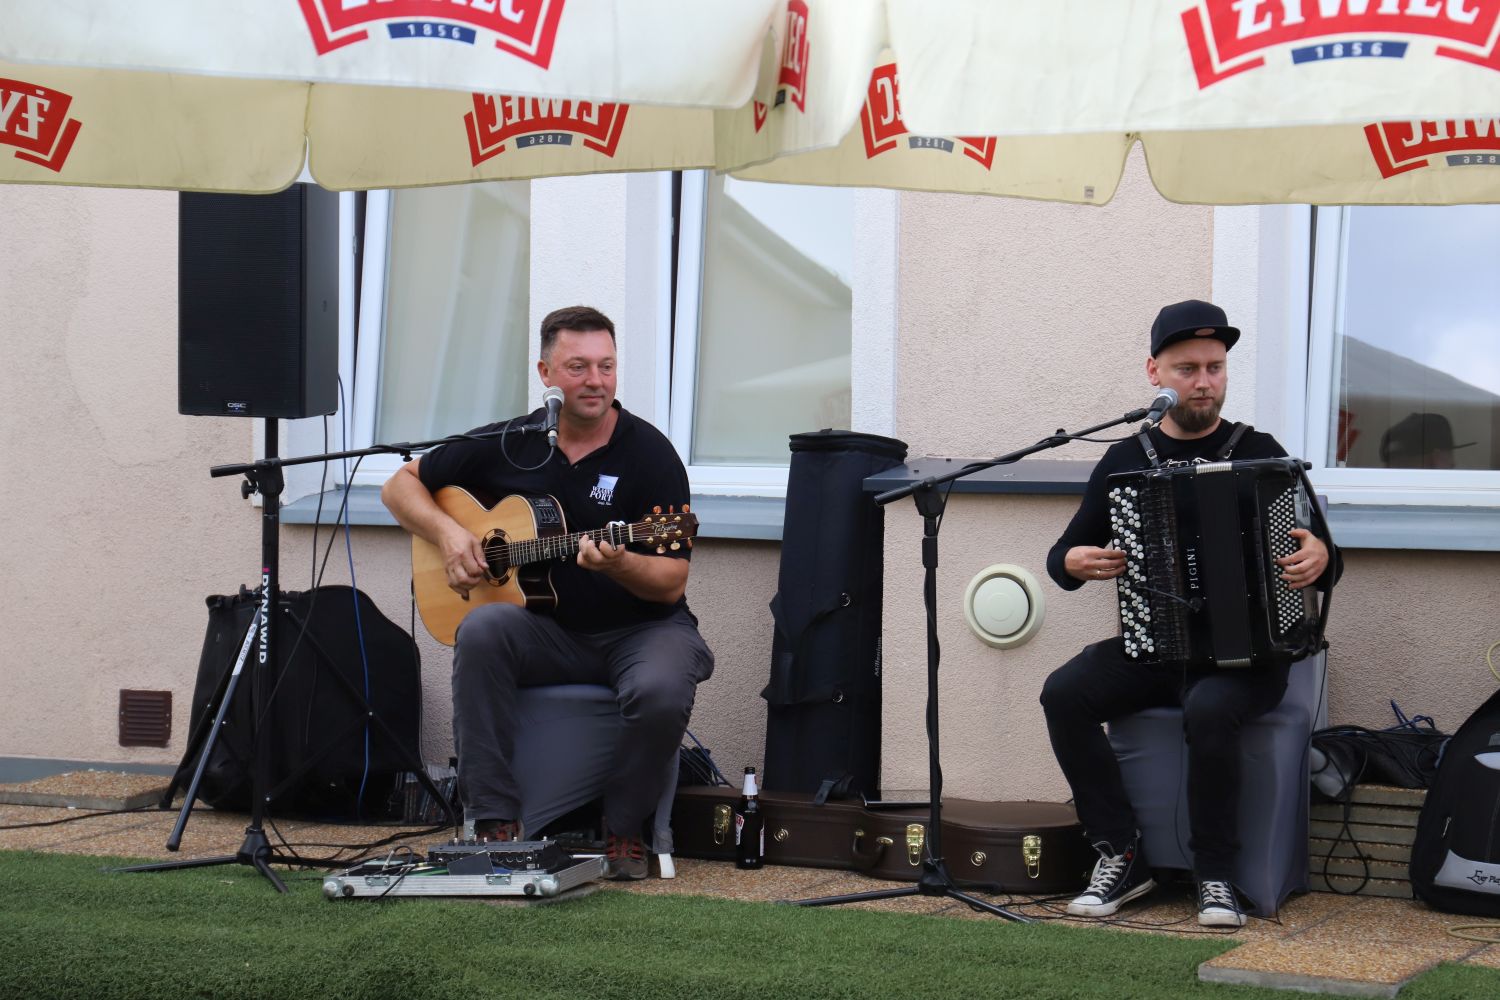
[
  {"xmin": 1142, "ymin": 387, "xmax": 1178, "ymax": 426},
  {"xmin": 541, "ymin": 386, "xmax": 564, "ymax": 447}
]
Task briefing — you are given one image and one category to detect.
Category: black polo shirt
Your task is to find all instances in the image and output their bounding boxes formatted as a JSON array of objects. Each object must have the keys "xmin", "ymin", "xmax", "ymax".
[{"xmin": 418, "ymin": 402, "xmax": 692, "ymax": 633}]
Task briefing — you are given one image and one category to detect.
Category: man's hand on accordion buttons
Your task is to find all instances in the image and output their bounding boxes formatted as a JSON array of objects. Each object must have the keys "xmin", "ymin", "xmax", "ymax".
[
  {"xmin": 1066, "ymin": 545, "xmax": 1126, "ymax": 583},
  {"xmin": 1277, "ymin": 529, "xmax": 1328, "ymax": 590}
]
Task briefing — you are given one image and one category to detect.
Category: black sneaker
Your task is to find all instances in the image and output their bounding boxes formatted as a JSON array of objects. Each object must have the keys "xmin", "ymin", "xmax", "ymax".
[
  {"xmin": 1197, "ymin": 879, "xmax": 1247, "ymax": 927},
  {"xmin": 1065, "ymin": 836, "xmax": 1156, "ymax": 917},
  {"xmin": 605, "ymin": 833, "xmax": 648, "ymax": 881}
]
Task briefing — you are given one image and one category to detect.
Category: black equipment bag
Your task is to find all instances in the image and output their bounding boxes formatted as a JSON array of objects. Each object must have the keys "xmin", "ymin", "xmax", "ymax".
[
  {"xmin": 169, "ymin": 585, "xmax": 423, "ymax": 822},
  {"xmin": 1409, "ymin": 687, "xmax": 1500, "ymax": 915},
  {"xmin": 761, "ymin": 429, "xmax": 908, "ymax": 798}
]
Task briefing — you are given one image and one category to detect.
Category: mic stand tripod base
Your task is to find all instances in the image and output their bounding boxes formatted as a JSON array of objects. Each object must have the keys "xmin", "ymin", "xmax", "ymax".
[
  {"xmin": 789, "ymin": 859, "xmax": 1033, "ymax": 923},
  {"xmin": 109, "ymin": 824, "xmax": 297, "ymax": 892}
]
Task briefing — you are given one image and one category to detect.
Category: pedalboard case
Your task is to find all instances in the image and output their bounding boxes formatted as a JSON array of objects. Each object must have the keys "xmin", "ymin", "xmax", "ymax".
[{"xmin": 323, "ymin": 840, "xmax": 606, "ymax": 900}]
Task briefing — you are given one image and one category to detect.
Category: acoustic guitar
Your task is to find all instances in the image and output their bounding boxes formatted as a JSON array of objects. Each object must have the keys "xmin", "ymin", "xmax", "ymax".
[{"xmin": 411, "ymin": 488, "xmax": 698, "ymax": 645}]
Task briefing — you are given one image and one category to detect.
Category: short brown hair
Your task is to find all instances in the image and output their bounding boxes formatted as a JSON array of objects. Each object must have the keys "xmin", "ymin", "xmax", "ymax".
[{"xmin": 540, "ymin": 306, "xmax": 616, "ymax": 359}]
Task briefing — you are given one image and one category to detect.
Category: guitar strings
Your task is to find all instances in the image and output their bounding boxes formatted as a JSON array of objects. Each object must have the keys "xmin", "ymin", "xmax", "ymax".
[{"xmin": 481, "ymin": 518, "xmax": 688, "ymax": 569}]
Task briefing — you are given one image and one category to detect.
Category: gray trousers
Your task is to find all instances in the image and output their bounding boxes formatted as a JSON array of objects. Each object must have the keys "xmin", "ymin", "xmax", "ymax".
[{"xmin": 451, "ymin": 602, "xmax": 714, "ymax": 836}]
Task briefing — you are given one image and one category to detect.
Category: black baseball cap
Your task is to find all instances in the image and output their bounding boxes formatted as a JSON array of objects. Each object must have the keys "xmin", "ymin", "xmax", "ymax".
[{"xmin": 1150, "ymin": 299, "xmax": 1241, "ymax": 356}]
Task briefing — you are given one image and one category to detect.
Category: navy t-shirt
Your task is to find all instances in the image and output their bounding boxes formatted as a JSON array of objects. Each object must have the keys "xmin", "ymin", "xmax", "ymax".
[{"xmin": 417, "ymin": 402, "xmax": 692, "ymax": 633}]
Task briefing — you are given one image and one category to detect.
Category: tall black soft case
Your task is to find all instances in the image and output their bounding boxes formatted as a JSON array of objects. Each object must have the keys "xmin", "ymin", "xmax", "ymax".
[
  {"xmin": 169, "ymin": 585, "xmax": 423, "ymax": 821},
  {"xmin": 762, "ymin": 429, "xmax": 908, "ymax": 797},
  {"xmin": 1409, "ymin": 688, "xmax": 1500, "ymax": 915}
]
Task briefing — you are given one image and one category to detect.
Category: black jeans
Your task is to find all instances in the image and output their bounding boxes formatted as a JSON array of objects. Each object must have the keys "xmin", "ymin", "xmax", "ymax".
[
  {"xmin": 451, "ymin": 603, "xmax": 714, "ymax": 837},
  {"xmin": 1039, "ymin": 638, "xmax": 1289, "ymax": 880}
]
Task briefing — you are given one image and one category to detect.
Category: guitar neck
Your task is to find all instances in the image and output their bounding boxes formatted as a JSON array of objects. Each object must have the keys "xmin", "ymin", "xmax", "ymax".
[{"xmin": 502, "ymin": 520, "xmax": 659, "ymax": 569}]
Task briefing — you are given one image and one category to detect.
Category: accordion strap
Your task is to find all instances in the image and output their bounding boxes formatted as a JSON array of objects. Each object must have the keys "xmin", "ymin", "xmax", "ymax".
[
  {"xmin": 1136, "ymin": 421, "xmax": 1250, "ymax": 468},
  {"xmin": 1135, "ymin": 429, "xmax": 1162, "ymax": 468},
  {"xmin": 1216, "ymin": 422, "xmax": 1251, "ymax": 459}
]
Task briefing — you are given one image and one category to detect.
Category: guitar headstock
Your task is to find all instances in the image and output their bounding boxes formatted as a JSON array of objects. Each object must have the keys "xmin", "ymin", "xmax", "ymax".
[{"xmin": 645, "ymin": 504, "xmax": 699, "ymax": 554}]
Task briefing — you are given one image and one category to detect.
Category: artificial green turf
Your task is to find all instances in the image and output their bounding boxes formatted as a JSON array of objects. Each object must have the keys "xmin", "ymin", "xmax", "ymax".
[{"xmin": 0, "ymin": 851, "xmax": 1492, "ymax": 999}]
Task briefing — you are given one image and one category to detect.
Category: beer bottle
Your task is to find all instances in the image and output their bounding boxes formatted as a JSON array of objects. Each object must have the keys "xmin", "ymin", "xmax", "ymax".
[{"xmin": 734, "ymin": 766, "xmax": 764, "ymax": 870}]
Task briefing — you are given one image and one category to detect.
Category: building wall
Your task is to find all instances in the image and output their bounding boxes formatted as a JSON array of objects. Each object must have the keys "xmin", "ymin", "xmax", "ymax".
[
  {"xmin": 0, "ymin": 186, "xmax": 259, "ymax": 765},
  {"xmin": 4, "ymin": 173, "xmax": 1496, "ymax": 813},
  {"xmin": 878, "ymin": 152, "xmax": 1500, "ymax": 801}
]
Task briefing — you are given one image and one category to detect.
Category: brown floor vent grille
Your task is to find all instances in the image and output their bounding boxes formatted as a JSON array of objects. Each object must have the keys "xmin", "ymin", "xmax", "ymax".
[{"xmin": 118, "ymin": 689, "xmax": 172, "ymax": 747}]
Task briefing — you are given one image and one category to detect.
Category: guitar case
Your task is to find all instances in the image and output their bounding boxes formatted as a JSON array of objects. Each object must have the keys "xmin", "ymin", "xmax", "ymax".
[
  {"xmin": 671, "ymin": 786, "xmax": 1092, "ymax": 893},
  {"xmin": 763, "ymin": 429, "xmax": 909, "ymax": 799},
  {"xmin": 166, "ymin": 585, "xmax": 424, "ymax": 822}
]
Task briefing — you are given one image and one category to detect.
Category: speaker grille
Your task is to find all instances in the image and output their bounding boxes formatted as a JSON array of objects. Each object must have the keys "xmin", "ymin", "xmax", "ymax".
[{"xmin": 178, "ymin": 186, "xmax": 339, "ymax": 418}]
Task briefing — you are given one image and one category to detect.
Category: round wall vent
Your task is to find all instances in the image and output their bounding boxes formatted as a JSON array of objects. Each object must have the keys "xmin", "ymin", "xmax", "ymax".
[{"xmin": 962, "ymin": 563, "xmax": 1045, "ymax": 649}]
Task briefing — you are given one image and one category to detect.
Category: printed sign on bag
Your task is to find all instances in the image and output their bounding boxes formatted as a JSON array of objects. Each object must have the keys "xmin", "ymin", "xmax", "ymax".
[
  {"xmin": 299, "ymin": 0, "xmax": 567, "ymax": 68},
  {"xmin": 0, "ymin": 78, "xmax": 82, "ymax": 172},
  {"xmin": 1181, "ymin": 0, "xmax": 1500, "ymax": 88}
]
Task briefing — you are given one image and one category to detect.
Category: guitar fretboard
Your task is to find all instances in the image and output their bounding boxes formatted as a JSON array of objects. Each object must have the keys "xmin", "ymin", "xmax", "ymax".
[{"xmin": 487, "ymin": 519, "xmax": 677, "ymax": 570}]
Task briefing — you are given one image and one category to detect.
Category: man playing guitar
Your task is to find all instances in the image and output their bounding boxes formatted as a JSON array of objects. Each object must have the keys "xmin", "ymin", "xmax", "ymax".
[{"xmin": 382, "ymin": 306, "xmax": 714, "ymax": 880}]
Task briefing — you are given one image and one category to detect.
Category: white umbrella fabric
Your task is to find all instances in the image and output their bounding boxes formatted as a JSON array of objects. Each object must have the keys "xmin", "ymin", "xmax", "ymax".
[
  {"xmin": 5, "ymin": 0, "xmax": 1500, "ymax": 204},
  {"xmin": 1, "ymin": 0, "xmax": 782, "ymax": 192},
  {"xmin": 880, "ymin": 0, "xmax": 1500, "ymax": 204}
]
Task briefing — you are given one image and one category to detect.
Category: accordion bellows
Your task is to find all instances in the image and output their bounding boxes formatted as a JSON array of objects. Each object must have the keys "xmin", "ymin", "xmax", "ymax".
[{"xmin": 1107, "ymin": 457, "xmax": 1318, "ymax": 670}]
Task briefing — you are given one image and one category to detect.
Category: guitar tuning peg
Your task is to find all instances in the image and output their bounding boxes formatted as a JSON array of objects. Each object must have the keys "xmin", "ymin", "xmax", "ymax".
[
  {"xmin": 682, "ymin": 504, "xmax": 690, "ymax": 513},
  {"xmin": 669, "ymin": 541, "xmax": 681, "ymax": 551},
  {"xmin": 655, "ymin": 544, "xmax": 666, "ymax": 555},
  {"xmin": 667, "ymin": 505, "xmax": 675, "ymax": 514},
  {"xmin": 652, "ymin": 505, "xmax": 663, "ymax": 514},
  {"xmin": 685, "ymin": 539, "xmax": 693, "ymax": 549}
]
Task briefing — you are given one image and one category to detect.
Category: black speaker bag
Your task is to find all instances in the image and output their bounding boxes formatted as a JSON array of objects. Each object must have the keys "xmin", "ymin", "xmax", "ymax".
[
  {"xmin": 761, "ymin": 429, "xmax": 908, "ymax": 798},
  {"xmin": 172, "ymin": 586, "xmax": 422, "ymax": 821},
  {"xmin": 1409, "ymin": 688, "xmax": 1500, "ymax": 916}
]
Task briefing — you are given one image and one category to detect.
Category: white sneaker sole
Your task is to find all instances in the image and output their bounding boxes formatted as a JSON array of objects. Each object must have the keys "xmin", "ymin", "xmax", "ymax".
[
  {"xmin": 1198, "ymin": 908, "xmax": 1247, "ymax": 928},
  {"xmin": 1065, "ymin": 877, "xmax": 1157, "ymax": 917}
]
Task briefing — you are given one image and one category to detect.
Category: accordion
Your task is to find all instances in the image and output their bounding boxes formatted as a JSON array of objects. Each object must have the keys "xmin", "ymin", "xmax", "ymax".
[{"xmin": 1106, "ymin": 457, "xmax": 1319, "ymax": 670}]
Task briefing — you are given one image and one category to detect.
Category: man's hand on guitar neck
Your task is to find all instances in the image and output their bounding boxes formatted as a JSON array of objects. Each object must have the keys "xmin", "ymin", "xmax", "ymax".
[{"xmin": 578, "ymin": 534, "xmax": 689, "ymax": 605}]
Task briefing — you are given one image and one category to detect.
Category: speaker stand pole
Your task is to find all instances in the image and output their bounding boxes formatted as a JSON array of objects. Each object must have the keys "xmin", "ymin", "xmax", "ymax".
[
  {"xmin": 792, "ymin": 405, "xmax": 1162, "ymax": 919},
  {"xmin": 115, "ymin": 417, "xmax": 328, "ymax": 890}
]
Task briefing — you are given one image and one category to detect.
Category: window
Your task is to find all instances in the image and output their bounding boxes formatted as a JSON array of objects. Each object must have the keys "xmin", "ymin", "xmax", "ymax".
[
  {"xmin": 1305, "ymin": 205, "xmax": 1500, "ymax": 506},
  {"xmin": 671, "ymin": 171, "xmax": 854, "ymax": 493},
  {"xmin": 343, "ymin": 181, "xmax": 531, "ymax": 486}
]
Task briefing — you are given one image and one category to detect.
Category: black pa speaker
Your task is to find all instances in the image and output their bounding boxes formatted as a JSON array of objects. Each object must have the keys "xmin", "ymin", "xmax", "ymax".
[{"xmin": 178, "ymin": 184, "xmax": 339, "ymax": 418}]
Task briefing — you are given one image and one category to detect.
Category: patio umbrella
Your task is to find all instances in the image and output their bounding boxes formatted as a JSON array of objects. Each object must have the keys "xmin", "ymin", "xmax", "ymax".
[
  {"xmin": 5, "ymin": 0, "xmax": 1500, "ymax": 203},
  {"xmin": 874, "ymin": 0, "xmax": 1500, "ymax": 204},
  {"xmin": 0, "ymin": 0, "xmax": 786, "ymax": 191}
]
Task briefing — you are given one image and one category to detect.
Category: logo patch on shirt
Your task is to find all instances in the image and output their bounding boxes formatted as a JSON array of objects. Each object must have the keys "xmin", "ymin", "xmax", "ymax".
[{"xmin": 589, "ymin": 474, "xmax": 619, "ymax": 505}]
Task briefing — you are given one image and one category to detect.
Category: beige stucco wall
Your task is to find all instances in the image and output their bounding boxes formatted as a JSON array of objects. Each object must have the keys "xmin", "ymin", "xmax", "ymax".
[
  {"xmin": 0, "ymin": 186, "xmax": 260, "ymax": 764},
  {"xmin": 879, "ymin": 154, "xmax": 1500, "ymax": 801},
  {"xmin": 5, "ymin": 175, "xmax": 1495, "ymax": 815}
]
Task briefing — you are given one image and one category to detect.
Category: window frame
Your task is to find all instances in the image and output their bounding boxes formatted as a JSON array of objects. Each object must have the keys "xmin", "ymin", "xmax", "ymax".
[{"xmin": 1304, "ymin": 205, "xmax": 1500, "ymax": 507}]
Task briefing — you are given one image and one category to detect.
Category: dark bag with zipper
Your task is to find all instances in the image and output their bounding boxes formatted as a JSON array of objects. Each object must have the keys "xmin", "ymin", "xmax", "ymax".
[
  {"xmin": 761, "ymin": 430, "xmax": 908, "ymax": 799},
  {"xmin": 167, "ymin": 585, "xmax": 423, "ymax": 821},
  {"xmin": 1410, "ymin": 688, "xmax": 1500, "ymax": 915}
]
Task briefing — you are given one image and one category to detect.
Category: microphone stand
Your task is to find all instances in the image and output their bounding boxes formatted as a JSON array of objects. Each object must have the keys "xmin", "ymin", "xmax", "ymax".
[
  {"xmin": 116, "ymin": 420, "xmax": 543, "ymax": 891},
  {"xmin": 793, "ymin": 403, "xmax": 1162, "ymax": 920}
]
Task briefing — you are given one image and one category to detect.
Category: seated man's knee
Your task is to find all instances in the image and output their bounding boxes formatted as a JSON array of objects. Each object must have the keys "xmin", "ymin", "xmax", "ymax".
[
  {"xmin": 455, "ymin": 601, "xmax": 531, "ymax": 649},
  {"xmin": 1040, "ymin": 665, "xmax": 1083, "ymax": 716}
]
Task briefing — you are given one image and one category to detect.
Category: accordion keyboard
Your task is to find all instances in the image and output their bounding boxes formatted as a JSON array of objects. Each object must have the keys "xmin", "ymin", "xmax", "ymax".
[{"xmin": 1108, "ymin": 481, "xmax": 1187, "ymax": 662}]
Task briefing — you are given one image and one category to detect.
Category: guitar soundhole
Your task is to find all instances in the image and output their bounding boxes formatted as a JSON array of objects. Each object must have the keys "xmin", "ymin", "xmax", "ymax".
[{"xmin": 482, "ymin": 530, "xmax": 512, "ymax": 586}]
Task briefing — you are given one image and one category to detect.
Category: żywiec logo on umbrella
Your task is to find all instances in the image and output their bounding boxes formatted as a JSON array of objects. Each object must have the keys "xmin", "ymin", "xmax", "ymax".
[
  {"xmin": 1364, "ymin": 117, "xmax": 1500, "ymax": 176},
  {"xmin": 299, "ymin": 0, "xmax": 566, "ymax": 68},
  {"xmin": 1181, "ymin": 0, "xmax": 1500, "ymax": 89},
  {"xmin": 1, "ymin": 78, "xmax": 81, "ymax": 172},
  {"xmin": 860, "ymin": 64, "xmax": 997, "ymax": 169},
  {"xmin": 776, "ymin": 0, "xmax": 810, "ymax": 111},
  {"xmin": 465, "ymin": 95, "xmax": 628, "ymax": 165}
]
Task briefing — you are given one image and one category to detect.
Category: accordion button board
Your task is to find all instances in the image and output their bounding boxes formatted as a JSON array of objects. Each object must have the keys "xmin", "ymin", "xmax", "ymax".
[{"xmin": 1106, "ymin": 457, "xmax": 1318, "ymax": 670}]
